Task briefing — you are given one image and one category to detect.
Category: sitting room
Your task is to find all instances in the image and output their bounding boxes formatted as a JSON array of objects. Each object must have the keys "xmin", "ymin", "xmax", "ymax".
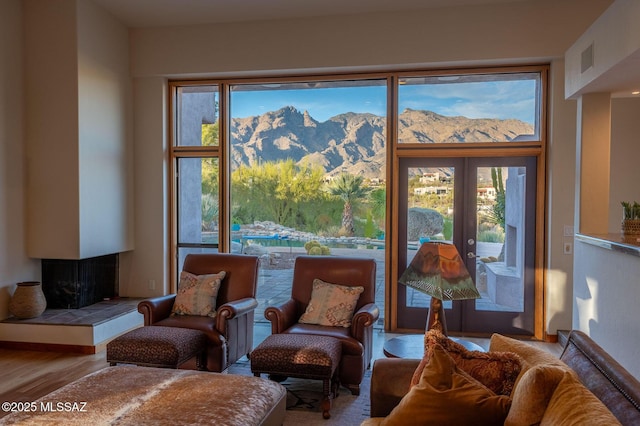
[{"xmin": 2, "ymin": 0, "xmax": 640, "ymax": 424}]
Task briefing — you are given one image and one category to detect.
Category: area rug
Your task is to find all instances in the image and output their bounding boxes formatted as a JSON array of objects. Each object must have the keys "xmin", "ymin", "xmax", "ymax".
[{"xmin": 228, "ymin": 358, "xmax": 372, "ymax": 426}]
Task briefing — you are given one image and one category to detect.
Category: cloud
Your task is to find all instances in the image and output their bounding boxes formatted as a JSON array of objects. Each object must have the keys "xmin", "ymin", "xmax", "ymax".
[{"xmin": 399, "ymin": 80, "xmax": 536, "ymax": 124}]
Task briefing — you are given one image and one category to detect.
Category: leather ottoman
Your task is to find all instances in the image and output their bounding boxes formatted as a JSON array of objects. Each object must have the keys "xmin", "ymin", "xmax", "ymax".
[
  {"xmin": 107, "ymin": 326, "xmax": 208, "ymax": 370},
  {"xmin": 250, "ymin": 333, "xmax": 342, "ymax": 419}
]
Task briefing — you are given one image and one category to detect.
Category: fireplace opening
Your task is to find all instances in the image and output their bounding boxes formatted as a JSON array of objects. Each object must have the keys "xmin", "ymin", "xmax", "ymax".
[{"xmin": 42, "ymin": 254, "xmax": 119, "ymax": 309}]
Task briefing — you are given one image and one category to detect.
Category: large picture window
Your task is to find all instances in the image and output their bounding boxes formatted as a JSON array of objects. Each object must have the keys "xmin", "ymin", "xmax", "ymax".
[{"xmin": 170, "ymin": 65, "xmax": 547, "ymax": 335}]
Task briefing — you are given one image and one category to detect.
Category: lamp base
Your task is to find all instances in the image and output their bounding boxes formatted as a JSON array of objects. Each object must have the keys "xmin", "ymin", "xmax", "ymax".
[{"xmin": 426, "ymin": 297, "xmax": 448, "ymax": 336}]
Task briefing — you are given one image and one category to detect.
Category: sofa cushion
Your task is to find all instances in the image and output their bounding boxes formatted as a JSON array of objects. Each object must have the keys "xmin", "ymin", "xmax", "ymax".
[
  {"xmin": 540, "ymin": 370, "xmax": 622, "ymax": 426},
  {"xmin": 382, "ymin": 344, "xmax": 511, "ymax": 426},
  {"xmin": 489, "ymin": 333, "xmax": 569, "ymax": 393},
  {"xmin": 171, "ymin": 271, "xmax": 226, "ymax": 318},
  {"xmin": 504, "ymin": 364, "xmax": 565, "ymax": 426},
  {"xmin": 411, "ymin": 329, "xmax": 522, "ymax": 396},
  {"xmin": 299, "ymin": 279, "xmax": 364, "ymax": 327}
]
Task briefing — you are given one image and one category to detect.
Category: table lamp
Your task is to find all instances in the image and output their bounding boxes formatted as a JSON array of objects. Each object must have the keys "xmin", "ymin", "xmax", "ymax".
[{"xmin": 398, "ymin": 241, "xmax": 480, "ymax": 336}]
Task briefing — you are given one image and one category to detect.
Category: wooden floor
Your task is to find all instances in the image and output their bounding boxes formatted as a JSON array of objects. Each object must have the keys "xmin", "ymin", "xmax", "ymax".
[{"xmin": 0, "ymin": 348, "xmax": 106, "ymax": 418}]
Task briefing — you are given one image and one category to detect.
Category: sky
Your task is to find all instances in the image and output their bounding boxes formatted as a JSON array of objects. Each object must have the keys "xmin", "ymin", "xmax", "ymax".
[{"xmin": 229, "ymin": 79, "xmax": 537, "ymax": 125}]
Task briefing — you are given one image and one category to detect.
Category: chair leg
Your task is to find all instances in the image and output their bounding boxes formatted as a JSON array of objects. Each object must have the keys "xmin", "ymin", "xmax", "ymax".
[
  {"xmin": 196, "ymin": 350, "xmax": 208, "ymax": 371},
  {"xmin": 322, "ymin": 378, "xmax": 332, "ymax": 419},
  {"xmin": 344, "ymin": 383, "xmax": 360, "ymax": 396}
]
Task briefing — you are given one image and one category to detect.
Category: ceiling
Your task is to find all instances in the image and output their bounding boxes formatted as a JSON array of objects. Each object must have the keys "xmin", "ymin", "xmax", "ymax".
[{"xmin": 91, "ymin": 0, "xmax": 530, "ymax": 28}]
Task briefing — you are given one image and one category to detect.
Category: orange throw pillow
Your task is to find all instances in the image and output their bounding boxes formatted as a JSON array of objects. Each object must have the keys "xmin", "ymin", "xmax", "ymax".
[
  {"xmin": 384, "ymin": 343, "xmax": 511, "ymax": 426},
  {"xmin": 411, "ymin": 329, "xmax": 523, "ymax": 396}
]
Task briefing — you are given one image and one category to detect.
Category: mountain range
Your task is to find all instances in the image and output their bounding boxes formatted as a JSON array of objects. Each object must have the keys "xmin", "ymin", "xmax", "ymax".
[{"xmin": 230, "ymin": 106, "xmax": 534, "ymax": 180}]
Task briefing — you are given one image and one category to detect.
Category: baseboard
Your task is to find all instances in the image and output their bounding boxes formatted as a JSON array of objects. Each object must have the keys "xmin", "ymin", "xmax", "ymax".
[{"xmin": 0, "ymin": 340, "xmax": 96, "ymax": 354}]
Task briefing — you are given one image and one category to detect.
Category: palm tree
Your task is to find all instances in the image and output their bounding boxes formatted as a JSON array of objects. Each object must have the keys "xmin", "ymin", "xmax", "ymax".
[{"xmin": 329, "ymin": 173, "xmax": 370, "ymax": 236}]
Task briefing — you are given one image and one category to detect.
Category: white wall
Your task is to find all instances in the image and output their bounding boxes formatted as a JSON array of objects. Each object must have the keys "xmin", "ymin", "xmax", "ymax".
[
  {"xmin": 77, "ymin": 0, "xmax": 134, "ymax": 258},
  {"xmin": 24, "ymin": 0, "xmax": 133, "ymax": 260},
  {"xmin": 573, "ymin": 240, "xmax": 640, "ymax": 378},
  {"xmin": 546, "ymin": 58, "xmax": 577, "ymax": 334},
  {"xmin": 131, "ymin": 0, "xmax": 613, "ymax": 78},
  {"xmin": 119, "ymin": 78, "xmax": 169, "ymax": 298},
  {"xmin": 0, "ymin": 0, "xmax": 41, "ymax": 319},
  {"xmin": 125, "ymin": 0, "xmax": 612, "ymax": 337},
  {"xmin": 565, "ymin": 0, "xmax": 640, "ymax": 98},
  {"xmin": 565, "ymin": 0, "xmax": 640, "ymax": 378},
  {"xmin": 24, "ymin": 0, "xmax": 81, "ymax": 258}
]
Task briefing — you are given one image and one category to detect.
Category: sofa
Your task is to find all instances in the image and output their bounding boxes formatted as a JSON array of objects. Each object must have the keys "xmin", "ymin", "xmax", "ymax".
[{"xmin": 365, "ymin": 330, "xmax": 640, "ymax": 425}]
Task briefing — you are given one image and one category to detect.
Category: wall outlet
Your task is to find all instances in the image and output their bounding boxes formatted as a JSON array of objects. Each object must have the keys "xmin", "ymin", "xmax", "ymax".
[
  {"xmin": 148, "ymin": 279, "xmax": 156, "ymax": 290},
  {"xmin": 563, "ymin": 242, "xmax": 573, "ymax": 255}
]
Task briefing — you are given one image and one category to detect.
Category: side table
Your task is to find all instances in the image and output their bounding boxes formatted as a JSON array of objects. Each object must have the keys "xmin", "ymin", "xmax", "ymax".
[{"xmin": 383, "ymin": 334, "xmax": 485, "ymax": 358}]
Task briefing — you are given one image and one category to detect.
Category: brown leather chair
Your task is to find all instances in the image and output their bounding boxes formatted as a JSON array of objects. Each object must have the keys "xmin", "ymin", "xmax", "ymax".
[
  {"xmin": 264, "ymin": 255, "xmax": 379, "ymax": 395},
  {"xmin": 137, "ymin": 253, "xmax": 259, "ymax": 372}
]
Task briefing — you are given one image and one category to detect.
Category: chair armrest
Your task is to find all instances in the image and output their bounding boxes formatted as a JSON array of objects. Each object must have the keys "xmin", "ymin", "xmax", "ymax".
[
  {"xmin": 216, "ymin": 297, "xmax": 258, "ymax": 332},
  {"xmin": 137, "ymin": 294, "xmax": 176, "ymax": 325},
  {"xmin": 351, "ymin": 303, "xmax": 380, "ymax": 341},
  {"xmin": 370, "ymin": 357, "xmax": 421, "ymax": 418},
  {"xmin": 264, "ymin": 299, "xmax": 297, "ymax": 334}
]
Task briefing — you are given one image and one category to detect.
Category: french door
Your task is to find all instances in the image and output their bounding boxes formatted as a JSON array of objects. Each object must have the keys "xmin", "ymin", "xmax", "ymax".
[{"xmin": 397, "ymin": 156, "xmax": 537, "ymax": 335}]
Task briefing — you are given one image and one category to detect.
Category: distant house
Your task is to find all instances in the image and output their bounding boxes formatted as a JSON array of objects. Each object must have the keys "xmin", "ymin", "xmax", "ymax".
[
  {"xmin": 477, "ymin": 187, "xmax": 497, "ymax": 201},
  {"xmin": 414, "ymin": 186, "xmax": 449, "ymax": 196},
  {"xmin": 419, "ymin": 172, "xmax": 440, "ymax": 183}
]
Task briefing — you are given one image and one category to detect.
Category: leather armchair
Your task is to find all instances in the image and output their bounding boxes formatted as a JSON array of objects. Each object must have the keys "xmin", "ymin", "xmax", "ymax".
[
  {"xmin": 138, "ymin": 253, "xmax": 259, "ymax": 372},
  {"xmin": 264, "ymin": 255, "xmax": 379, "ymax": 395}
]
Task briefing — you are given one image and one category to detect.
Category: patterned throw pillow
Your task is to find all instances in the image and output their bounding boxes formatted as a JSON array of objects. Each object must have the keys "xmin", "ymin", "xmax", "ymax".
[
  {"xmin": 410, "ymin": 329, "xmax": 523, "ymax": 396},
  {"xmin": 298, "ymin": 279, "xmax": 364, "ymax": 327},
  {"xmin": 383, "ymin": 344, "xmax": 512, "ymax": 426},
  {"xmin": 171, "ymin": 271, "xmax": 226, "ymax": 318}
]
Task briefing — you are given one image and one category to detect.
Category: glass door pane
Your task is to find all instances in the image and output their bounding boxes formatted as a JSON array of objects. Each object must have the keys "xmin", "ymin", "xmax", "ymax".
[
  {"xmin": 397, "ymin": 158, "xmax": 464, "ymax": 331},
  {"xmin": 405, "ymin": 166, "xmax": 456, "ymax": 312},
  {"xmin": 463, "ymin": 158, "xmax": 536, "ymax": 335},
  {"xmin": 474, "ymin": 166, "xmax": 522, "ymax": 312},
  {"xmin": 229, "ymin": 79, "xmax": 388, "ymax": 325},
  {"xmin": 176, "ymin": 157, "xmax": 220, "ymax": 271}
]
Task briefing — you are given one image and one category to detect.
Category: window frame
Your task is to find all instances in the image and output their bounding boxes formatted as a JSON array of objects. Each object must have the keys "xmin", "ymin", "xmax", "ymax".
[{"xmin": 168, "ymin": 65, "xmax": 548, "ymax": 338}]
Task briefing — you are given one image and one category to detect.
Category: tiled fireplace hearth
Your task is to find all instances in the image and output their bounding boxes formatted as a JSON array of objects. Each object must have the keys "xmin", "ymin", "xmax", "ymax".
[{"xmin": 0, "ymin": 299, "xmax": 143, "ymax": 353}]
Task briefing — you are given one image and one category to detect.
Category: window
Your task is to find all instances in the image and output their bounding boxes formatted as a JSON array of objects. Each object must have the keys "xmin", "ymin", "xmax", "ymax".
[
  {"xmin": 170, "ymin": 65, "xmax": 547, "ymax": 335},
  {"xmin": 172, "ymin": 85, "xmax": 221, "ymax": 273},
  {"xmin": 398, "ymin": 72, "xmax": 541, "ymax": 143}
]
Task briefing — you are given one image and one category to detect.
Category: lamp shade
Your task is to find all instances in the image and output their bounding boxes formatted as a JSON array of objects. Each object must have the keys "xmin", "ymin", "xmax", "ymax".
[{"xmin": 399, "ymin": 242, "xmax": 480, "ymax": 301}]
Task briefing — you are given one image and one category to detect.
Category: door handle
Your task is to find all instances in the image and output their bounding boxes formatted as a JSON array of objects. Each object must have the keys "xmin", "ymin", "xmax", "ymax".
[{"xmin": 467, "ymin": 252, "xmax": 477, "ymax": 259}]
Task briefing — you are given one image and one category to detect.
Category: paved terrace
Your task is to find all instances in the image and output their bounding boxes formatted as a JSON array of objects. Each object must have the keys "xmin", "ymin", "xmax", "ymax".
[{"xmin": 253, "ymin": 242, "xmax": 508, "ymax": 329}]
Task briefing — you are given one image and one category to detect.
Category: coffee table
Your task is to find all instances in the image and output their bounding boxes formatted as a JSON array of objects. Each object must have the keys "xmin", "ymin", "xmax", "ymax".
[{"xmin": 383, "ymin": 334, "xmax": 485, "ymax": 358}]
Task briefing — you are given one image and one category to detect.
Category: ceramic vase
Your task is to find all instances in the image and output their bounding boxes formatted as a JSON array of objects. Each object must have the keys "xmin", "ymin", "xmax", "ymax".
[{"xmin": 9, "ymin": 281, "xmax": 47, "ymax": 319}]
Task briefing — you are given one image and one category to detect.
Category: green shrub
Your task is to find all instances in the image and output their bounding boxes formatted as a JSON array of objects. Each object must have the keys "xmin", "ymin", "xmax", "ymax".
[
  {"xmin": 305, "ymin": 240, "xmax": 330, "ymax": 255},
  {"xmin": 478, "ymin": 230, "xmax": 505, "ymax": 243},
  {"xmin": 308, "ymin": 246, "xmax": 323, "ymax": 255}
]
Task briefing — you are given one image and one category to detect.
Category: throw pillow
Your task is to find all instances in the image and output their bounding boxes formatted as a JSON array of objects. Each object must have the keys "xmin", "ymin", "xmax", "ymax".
[
  {"xmin": 411, "ymin": 329, "xmax": 523, "ymax": 396},
  {"xmin": 540, "ymin": 369, "xmax": 623, "ymax": 426},
  {"xmin": 298, "ymin": 279, "xmax": 364, "ymax": 327},
  {"xmin": 504, "ymin": 364, "xmax": 566, "ymax": 426},
  {"xmin": 383, "ymin": 344, "xmax": 512, "ymax": 426},
  {"xmin": 171, "ymin": 271, "xmax": 226, "ymax": 318}
]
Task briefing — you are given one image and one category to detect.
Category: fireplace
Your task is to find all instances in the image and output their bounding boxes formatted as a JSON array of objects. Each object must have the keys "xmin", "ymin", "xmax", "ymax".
[{"xmin": 42, "ymin": 254, "xmax": 119, "ymax": 309}]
